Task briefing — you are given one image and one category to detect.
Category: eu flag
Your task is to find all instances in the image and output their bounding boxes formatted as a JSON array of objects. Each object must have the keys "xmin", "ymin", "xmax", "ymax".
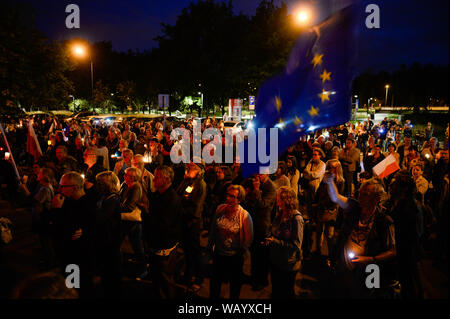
[{"xmin": 239, "ymin": 4, "xmax": 360, "ymax": 177}]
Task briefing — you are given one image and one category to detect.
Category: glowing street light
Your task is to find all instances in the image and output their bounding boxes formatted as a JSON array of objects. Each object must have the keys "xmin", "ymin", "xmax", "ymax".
[
  {"xmin": 385, "ymin": 84, "xmax": 390, "ymax": 107},
  {"xmin": 297, "ymin": 11, "xmax": 309, "ymax": 23},
  {"xmin": 293, "ymin": 7, "xmax": 313, "ymax": 27},
  {"xmin": 73, "ymin": 45, "xmax": 86, "ymax": 57},
  {"xmin": 71, "ymin": 42, "xmax": 94, "ymax": 112}
]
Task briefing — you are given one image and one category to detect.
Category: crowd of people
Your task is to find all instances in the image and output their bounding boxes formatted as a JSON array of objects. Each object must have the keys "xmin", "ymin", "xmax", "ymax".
[{"xmin": 0, "ymin": 113, "xmax": 448, "ymax": 299}]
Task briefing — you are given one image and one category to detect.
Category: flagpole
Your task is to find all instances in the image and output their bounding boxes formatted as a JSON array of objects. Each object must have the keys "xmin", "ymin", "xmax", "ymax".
[{"xmin": 0, "ymin": 122, "xmax": 21, "ymax": 182}]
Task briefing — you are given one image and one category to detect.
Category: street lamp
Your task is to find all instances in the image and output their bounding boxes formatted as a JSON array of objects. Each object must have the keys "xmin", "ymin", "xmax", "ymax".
[
  {"xmin": 72, "ymin": 43, "xmax": 94, "ymax": 112},
  {"xmin": 294, "ymin": 7, "xmax": 313, "ymax": 27},
  {"xmin": 198, "ymin": 91, "xmax": 203, "ymax": 109},
  {"xmin": 69, "ymin": 94, "xmax": 75, "ymax": 112},
  {"xmin": 385, "ymin": 85, "xmax": 390, "ymax": 108},
  {"xmin": 352, "ymin": 95, "xmax": 359, "ymax": 122},
  {"xmin": 198, "ymin": 83, "xmax": 204, "ymax": 115}
]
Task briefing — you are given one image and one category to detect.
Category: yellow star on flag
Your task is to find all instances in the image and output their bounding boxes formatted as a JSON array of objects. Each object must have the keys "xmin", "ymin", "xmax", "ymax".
[
  {"xmin": 275, "ymin": 95, "xmax": 282, "ymax": 112},
  {"xmin": 294, "ymin": 116, "xmax": 303, "ymax": 126},
  {"xmin": 320, "ymin": 70, "xmax": 331, "ymax": 83},
  {"xmin": 318, "ymin": 90, "xmax": 330, "ymax": 103},
  {"xmin": 308, "ymin": 106, "xmax": 319, "ymax": 117},
  {"xmin": 311, "ymin": 53, "xmax": 323, "ymax": 68}
]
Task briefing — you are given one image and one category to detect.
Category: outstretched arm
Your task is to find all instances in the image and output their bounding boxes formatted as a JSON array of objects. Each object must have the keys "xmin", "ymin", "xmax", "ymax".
[{"xmin": 324, "ymin": 172, "xmax": 349, "ymax": 210}]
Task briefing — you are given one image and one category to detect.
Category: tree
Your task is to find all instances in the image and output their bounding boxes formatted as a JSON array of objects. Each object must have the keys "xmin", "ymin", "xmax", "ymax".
[
  {"xmin": 154, "ymin": 0, "xmax": 251, "ymax": 113},
  {"xmin": 0, "ymin": 0, "xmax": 74, "ymax": 112},
  {"xmin": 93, "ymin": 80, "xmax": 114, "ymax": 113},
  {"xmin": 116, "ymin": 80, "xmax": 136, "ymax": 113}
]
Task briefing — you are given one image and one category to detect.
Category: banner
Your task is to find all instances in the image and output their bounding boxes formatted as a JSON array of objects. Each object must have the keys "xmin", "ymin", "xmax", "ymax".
[
  {"xmin": 26, "ymin": 120, "xmax": 43, "ymax": 162},
  {"xmin": 228, "ymin": 99, "xmax": 242, "ymax": 121},
  {"xmin": 373, "ymin": 154, "xmax": 400, "ymax": 179}
]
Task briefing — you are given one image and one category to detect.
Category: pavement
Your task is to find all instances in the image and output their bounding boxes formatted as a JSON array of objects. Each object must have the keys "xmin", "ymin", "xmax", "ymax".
[{"xmin": 0, "ymin": 198, "xmax": 448, "ymax": 299}]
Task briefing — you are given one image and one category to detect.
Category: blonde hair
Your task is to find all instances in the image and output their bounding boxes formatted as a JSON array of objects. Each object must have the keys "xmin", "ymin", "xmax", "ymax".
[
  {"xmin": 125, "ymin": 167, "xmax": 141, "ymax": 182},
  {"xmin": 277, "ymin": 186, "xmax": 299, "ymax": 213},
  {"xmin": 96, "ymin": 171, "xmax": 120, "ymax": 194},
  {"xmin": 326, "ymin": 159, "xmax": 345, "ymax": 184},
  {"xmin": 359, "ymin": 178, "xmax": 386, "ymax": 202}
]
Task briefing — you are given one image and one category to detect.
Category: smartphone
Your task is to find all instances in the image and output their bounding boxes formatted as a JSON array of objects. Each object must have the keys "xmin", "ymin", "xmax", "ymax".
[{"xmin": 348, "ymin": 252, "xmax": 356, "ymax": 260}]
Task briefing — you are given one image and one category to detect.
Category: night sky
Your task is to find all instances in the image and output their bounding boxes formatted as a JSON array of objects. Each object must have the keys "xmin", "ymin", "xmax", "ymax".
[{"xmin": 21, "ymin": 0, "xmax": 449, "ymax": 73}]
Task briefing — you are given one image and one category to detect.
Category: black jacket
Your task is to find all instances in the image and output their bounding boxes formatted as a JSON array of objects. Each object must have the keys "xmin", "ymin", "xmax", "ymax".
[
  {"xmin": 146, "ymin": 186, "xmax": 184, "ymax": 250},
  {"xmin": 49, "ymin": 195, "xmax": 95, "ymax": 270}
]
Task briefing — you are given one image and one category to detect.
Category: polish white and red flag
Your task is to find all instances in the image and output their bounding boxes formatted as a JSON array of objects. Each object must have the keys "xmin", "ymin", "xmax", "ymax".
[
  {"xmin": 26, "ymin": 120, "xmax": 43, "ymax": 161},
  {"xmin": 373, "ymin": 154, "xmax": 400, "ymax": 179}
]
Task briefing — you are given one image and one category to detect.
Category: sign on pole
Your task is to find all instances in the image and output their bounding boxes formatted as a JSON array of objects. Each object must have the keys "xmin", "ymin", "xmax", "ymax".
[
  {"xmin": 158, "ymin": 94, "xmax": 169, "ymax": 129},
  {"xmin": 249, "ymin": 96, "xmax": 255, "ymax": 110},
  {"xmin": 229, "ymin": 99, "xmax": 243, "ymax": 121},
  {"xmin": 158, "ymin": 94, "xmax": 169, "ymax": 109}
]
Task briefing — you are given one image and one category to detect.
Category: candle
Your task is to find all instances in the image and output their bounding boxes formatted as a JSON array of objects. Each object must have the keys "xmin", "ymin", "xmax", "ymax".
[{"xmin": 143, "ymin": 153, "xmax": 152, "ymax": 163}]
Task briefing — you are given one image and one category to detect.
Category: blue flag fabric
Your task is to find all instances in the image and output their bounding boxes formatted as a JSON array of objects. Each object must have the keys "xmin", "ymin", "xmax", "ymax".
[{"xmin": 239, "ymin": 4, "xmax": 360, "ymax": 177}]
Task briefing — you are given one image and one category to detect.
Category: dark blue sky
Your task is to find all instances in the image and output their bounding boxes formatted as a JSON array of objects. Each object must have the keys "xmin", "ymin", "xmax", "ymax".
[{"xmin": 22, "ymin": 0, "xmax": 449, "ymax": 73}]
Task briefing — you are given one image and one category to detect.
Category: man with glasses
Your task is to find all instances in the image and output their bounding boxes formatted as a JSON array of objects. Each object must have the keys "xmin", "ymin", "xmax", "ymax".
[
  {"xmin": 50, "ymin": 171, "xmax": 95, "ymax": 298},
  {"xmin": 131, "ymin": 154, "xmax": 155, "ymax": 195},
  {"xmin": 114, "ymin": 148, "xmax": 134, "ymax": 183}
]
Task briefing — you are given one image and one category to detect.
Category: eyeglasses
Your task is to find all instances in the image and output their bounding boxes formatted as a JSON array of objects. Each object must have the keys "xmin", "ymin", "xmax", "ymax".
[{"xmin": 59, "ymin": 184, "xmax": 76, "ymax": 188}]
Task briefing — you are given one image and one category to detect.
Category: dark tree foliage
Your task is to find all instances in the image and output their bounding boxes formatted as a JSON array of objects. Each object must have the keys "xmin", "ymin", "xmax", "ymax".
[
  {"xmin": 1, "ymin": 0, "xmax": 448, "ymax": 114},
  {"xmin": 0, "ymin": 0, "xmax": 74, "ymax": 112}
]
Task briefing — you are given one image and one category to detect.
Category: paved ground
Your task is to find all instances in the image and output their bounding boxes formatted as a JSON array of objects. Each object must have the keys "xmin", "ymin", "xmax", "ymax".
[{"xmin": 0, "ymin": 199, "xmax": 448, "ymax": 299}]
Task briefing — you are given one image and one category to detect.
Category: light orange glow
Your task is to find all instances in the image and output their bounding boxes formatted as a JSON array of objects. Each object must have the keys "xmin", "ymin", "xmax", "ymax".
[
  {"xmin": 72, "ymin": 44, "xmax": 87, "ymax": 58},
  {"xmin": 294, "ymin": 7, "xmax": 312, "ymax": 27}
]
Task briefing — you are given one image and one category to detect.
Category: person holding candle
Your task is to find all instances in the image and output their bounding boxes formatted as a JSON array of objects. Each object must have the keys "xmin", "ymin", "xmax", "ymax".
[
  {"xmin": 324, "ymin": 174, "xmax": 396, "ymax": 298},
  {"xmin": 177, "ymin": 162, "xmax": 207, "ymax": 291}
]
